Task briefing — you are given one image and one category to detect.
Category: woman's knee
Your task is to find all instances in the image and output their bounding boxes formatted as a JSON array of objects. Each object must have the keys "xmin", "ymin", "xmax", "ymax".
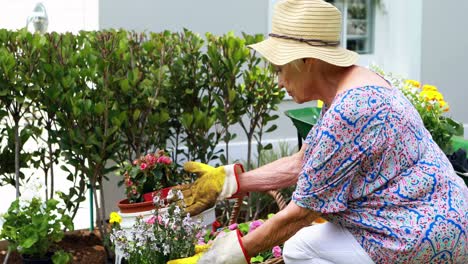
[{"xmin": 283, "ymin": 227, "xmax": 320, "ymax": 262}]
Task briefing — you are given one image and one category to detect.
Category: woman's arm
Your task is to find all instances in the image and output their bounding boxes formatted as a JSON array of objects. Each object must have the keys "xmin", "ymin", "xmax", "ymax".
[
  {"xmin": 238, "ymin": 144, "xmax": 307, "ymax": 192},
  {"xmin": 241, "ymin": 201, "xmax": 320, "ymax": 256}
]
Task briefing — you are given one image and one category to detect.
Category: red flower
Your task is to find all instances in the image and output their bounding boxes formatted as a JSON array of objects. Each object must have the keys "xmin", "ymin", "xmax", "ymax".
[
  {"xmin": 145, "ymin": 154, "xmax": 157, "ymax": 166},
  {"xmin": 140, "ymin": 163, "xmax": 148, "ymax": 170},
  {"xmin": 157, "ymin": 156, "xmax": 172, "ymax": 165}
]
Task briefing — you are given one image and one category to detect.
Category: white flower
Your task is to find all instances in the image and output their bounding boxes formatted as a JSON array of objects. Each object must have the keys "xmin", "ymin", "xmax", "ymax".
[
  {"xmin": 176, "ymin": 190, "xmax": 184, "ymax": 199},
  {"xmin": 19, "ymin": 198, "xmax": 31, "ymax": 209},
  {"xmin": 153, "ymin": 195, "xmax": 160, "ymax": 205},
  {"xmin": 163, "ymin": 243, "xmax": 170, "ymax": 255},
  {"xmin": 50, "ymin": 209, "xmax": 61, "ymax": 219},
  {"xmin": 20, "ymin": 175, "xmax": 46, "ymax": 201},
  {"xmin": 174, "ymin": 206, "xmax": 181, "ymax": 215},
  {"xmin": 166, "ymin": 189, "xmax": 174, "ymax": 200}
]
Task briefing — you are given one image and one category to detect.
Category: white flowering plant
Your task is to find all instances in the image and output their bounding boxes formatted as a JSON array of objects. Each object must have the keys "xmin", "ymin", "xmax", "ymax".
[
  {"xmin": 0, "ymin": 177, "xmax": 74, "ymax": 263},
  {"xmin": 110, "ymin": 190, "xmax": 203, "ymax": 264}
]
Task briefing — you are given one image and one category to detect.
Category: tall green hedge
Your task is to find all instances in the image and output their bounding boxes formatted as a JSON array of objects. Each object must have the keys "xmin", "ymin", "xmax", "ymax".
[{"xmin": 0, "ymin": 29, "xmax": 284, "ymax": 233}]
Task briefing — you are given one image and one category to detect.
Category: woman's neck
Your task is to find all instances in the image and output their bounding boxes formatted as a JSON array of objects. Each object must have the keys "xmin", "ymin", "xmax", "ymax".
[{"xmin": 316, "ymin": 64, "xmax": 357, "ymax": 105}]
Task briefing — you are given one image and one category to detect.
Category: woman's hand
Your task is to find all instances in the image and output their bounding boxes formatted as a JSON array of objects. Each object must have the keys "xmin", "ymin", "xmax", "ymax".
[
  {"xmin": 171, "ymin": 162, "xmax": 244, "ymax": 216},
  {"xmin": 197, "ymin": 230, "xmax": 250, "ymax": 264},
  {"xmin": 242, "ymin": 201, "xmax": 320, "ymax": 257}
]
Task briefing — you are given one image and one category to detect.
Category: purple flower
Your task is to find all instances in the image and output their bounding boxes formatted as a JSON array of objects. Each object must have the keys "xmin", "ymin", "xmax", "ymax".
[
  {"xmin": 228, "ymin": 223, "xmax": 238, "ymax": 230},
  {"xmin": 249, "ymin": 220, "xmax": 263, "ymax": 233},
  {"xmin": 272, "ymin": 246, "xmax": 282, "ymax": 258}
]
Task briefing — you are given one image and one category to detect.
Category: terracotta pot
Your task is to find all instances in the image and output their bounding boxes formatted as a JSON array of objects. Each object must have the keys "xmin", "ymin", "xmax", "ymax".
[{"xmin": 117, "ymin": 199, "xmax": 155, "ymax": 214}]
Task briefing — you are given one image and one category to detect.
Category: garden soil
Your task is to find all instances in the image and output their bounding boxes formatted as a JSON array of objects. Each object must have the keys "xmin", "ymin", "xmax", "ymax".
[{"xmin": 0, "ymin": 229, "xmax": 108, "ymax": 264}]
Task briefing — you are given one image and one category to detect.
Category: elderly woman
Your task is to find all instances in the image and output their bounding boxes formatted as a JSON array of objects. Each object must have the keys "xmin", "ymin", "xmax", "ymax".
[{"xmin": 172, "ymin": 0, "xmax": 468, "ymax": 263}]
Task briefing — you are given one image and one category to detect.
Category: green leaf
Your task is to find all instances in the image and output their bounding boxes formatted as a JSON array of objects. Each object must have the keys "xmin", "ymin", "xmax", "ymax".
[
  {"xmin": 133, "ymin": 109, "xmax": 141, "ymax": 121},
  {"xmin": 250, "ymin": 255, "xmax": 264, "ymax": 263},
  {"xmin": 120, "ymin": 79, "xmax": 130, "ymax": 92},
  {"xmin": 52, "ymin": 250, "xmax": 72, "ymax": 264},
  {"xmin": 20, "ymin": 233, "xmax": 38, "ymax": 249}
]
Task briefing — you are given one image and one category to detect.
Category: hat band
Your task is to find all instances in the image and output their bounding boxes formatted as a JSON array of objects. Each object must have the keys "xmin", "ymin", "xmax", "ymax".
[{"xmin": 269, "ymin": 33, "xmax": 340, "ymax": 47}]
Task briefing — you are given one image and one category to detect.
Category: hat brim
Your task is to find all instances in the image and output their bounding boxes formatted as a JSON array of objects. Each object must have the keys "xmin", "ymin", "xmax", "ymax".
[{"xmin": 248, "ymin": 37, "xmax": 358, "ymax": 67}]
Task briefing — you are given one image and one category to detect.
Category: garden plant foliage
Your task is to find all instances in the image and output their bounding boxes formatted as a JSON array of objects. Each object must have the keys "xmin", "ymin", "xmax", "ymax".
[{"xmin": 0, "ymin": 29, "xmax": 284, "ymax": 243}]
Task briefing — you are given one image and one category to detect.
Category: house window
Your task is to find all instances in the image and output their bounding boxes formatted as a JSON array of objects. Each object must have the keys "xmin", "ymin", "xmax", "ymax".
[{"xmin": 326, "ymin": 0, "xmax": 375, "ymax": 54}]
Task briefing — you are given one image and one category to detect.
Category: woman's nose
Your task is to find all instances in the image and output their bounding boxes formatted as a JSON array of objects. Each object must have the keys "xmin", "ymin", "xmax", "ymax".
[{"xmin": 277, "ymin": 76, "xmax": 284, "ymax": 89}]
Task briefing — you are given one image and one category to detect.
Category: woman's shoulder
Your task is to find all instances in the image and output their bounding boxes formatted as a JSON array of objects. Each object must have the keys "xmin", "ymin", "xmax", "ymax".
[{"xmin": 325, "ymin": 86, "xmax": 394, "ymax": 126}]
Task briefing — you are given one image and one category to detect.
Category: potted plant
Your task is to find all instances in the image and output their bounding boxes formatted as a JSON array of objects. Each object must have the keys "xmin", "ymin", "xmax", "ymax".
[
  {"xmin": 117, "ymin": 150, "xmax": 179, "ymax": 214},
  {"xmin": 0, "ymin": 176, "xmax": 74, "ymax": 264},
  {"xmin": 110, "ymin": 191, "xmax": 205, "ymax": 264}
]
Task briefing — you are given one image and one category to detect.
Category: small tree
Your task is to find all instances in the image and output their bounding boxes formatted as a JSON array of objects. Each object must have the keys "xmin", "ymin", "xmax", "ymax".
[
  {"xmin": 0, "ymin": 29, "xmax": 43, "ymax": 198},
  {"xmin": 167, "ymin": 29, "xmax": 221, "ymax": 164},
  {"xmin": 204, "ymin": 32, "xmax": 249, "ymax": 164}
]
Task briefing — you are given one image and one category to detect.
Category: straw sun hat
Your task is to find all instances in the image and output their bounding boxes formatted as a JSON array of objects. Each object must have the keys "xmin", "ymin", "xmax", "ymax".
[{"xmin": 249, "ymin": 0, "xmax": 358, "ymax": 67}]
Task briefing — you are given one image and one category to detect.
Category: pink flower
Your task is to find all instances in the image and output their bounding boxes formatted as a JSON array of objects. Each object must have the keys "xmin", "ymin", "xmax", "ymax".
[
  {"xmin": 140, "ymin": 163, "xmax": 148, "ymax": 170},
  {"xmin": 157, "ymin": 156, "xmax": 172, "ymax": 165},
  {"xmin": 132, "ymin": 159, "xmax": 139, "ymax": 165},
  {"xmin": 228, "ymin": 223, "xmax": 238, "ymax": 230},
  {"xmin": 249, "ymin": 220, "xmax": 263, "ymax": 233},
  {"xmin": 272, "ymin": 246, "xmax": 282, "ymax": 258},
  {"xmin": 125, "ymin": 180, "xmax": 133, "ymax": 187},
  {"xmin": 145, "ymin": 154, "xmax": 157, "ymax": 166},
  {"xmin": 146, "ymin": 215, "xmax": 156, "ymax": 225}
]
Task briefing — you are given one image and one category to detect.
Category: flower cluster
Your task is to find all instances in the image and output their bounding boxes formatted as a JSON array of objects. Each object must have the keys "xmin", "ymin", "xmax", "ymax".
[
  {"xmin": 371, "ymin": 66, "xmax": 462, "ymax": 154},
  {"xmin": 122, "ymin": 150, "xmax": 177, "ymax": 203},
  {"xmin": 110, "ymin": 190, "xmax": 203, "ymax": 264},
  {"xmin": 0, "ymin": 176, "xmax": 73, "ymax": 261}
]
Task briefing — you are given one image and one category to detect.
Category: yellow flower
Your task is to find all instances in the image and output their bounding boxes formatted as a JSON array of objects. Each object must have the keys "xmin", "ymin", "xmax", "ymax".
[
  {"xmin": 422, "ymin": 84, "xmax": 438, "ymax": 92},
  {"xmin": 405, "ymin": 79, "xmax": 421, "ymax": 88},
  {"xmin": 438, "ymin": 100, "xmax": 450, "ymax": 112},
  {"xmin": 420, "ymin": 90, "xmax": 444, "ymax": 102},
  {"xmin": 109, "ymin": 212, "xmax": 122, "ymax": 224}
]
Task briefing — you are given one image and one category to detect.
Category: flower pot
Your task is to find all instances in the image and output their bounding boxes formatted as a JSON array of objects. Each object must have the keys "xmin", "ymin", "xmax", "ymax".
[
  {"xmin": 20, "ymin": 253, "xmax": 52, "ymax": 264},
  {"xmin": 117, "ymin": 199, "xmax": 155, "ymax": 214},
  {"xmin": 142, "ymin": 186, "xmax": 172, "ymax": 202}
]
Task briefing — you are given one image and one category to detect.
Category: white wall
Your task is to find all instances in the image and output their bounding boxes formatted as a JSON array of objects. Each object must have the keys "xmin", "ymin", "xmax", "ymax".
[
  {"xmin": 359, "ymin": 0, "xmax": 423, "ymax": 80},
  {"xmin": 0, "ymin": 0, "xmax": 98, "ymax": 33}
]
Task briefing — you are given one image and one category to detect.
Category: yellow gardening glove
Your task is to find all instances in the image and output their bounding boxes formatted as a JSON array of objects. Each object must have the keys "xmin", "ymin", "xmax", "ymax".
[
  {"xmin": 172, "ymin": 162, "xmax": 244, "ymax": 217},
  {"xmin": 167, "ymin": 244, "xmax": 211, "ymax": 264}
]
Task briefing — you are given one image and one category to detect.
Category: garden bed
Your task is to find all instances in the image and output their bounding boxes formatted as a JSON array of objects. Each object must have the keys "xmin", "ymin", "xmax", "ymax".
[{"xmin": 0, "ymin": 229, "xmax": 107, "ymax": 264}]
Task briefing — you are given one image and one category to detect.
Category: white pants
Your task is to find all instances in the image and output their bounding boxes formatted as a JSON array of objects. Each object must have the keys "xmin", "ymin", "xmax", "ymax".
[{"xmin": 283, "ymin": 222, "xmax": 375, "ymax": 264}]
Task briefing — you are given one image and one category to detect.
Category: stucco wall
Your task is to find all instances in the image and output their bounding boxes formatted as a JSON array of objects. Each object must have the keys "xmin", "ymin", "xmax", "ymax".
[
  {"xmin": 99, "ymin": 0, "xmax": 269, "ymax": 35},
  {"xmin": 421, "ymin": 0, "xmax": 468, "ymax": 134}
]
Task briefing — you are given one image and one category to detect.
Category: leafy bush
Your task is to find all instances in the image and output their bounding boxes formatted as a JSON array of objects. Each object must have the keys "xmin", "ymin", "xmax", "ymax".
[{"xmin": 0, "ymin": 177, "xmax": 73, "ymax": 262}]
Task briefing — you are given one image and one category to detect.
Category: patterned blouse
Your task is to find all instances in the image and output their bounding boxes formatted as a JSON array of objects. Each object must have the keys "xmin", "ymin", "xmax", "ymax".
[{"xmin": 293, "ymin": 85, "xmax": 468, "ymax": 263}]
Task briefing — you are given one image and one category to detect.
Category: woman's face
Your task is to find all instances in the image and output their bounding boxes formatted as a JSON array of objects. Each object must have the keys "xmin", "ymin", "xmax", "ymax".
[{"xmin": 274, "ymin": 61, "xmax": 315, "ymax": 104}]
